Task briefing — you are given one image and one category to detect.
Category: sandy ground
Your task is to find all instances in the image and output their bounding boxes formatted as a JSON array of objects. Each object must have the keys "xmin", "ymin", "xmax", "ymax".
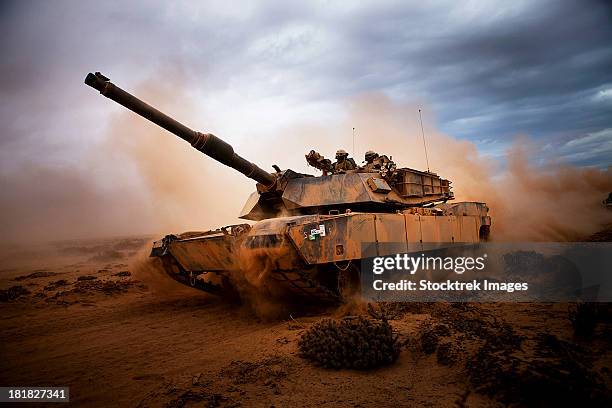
[{"xmin": 1, "ymin": 237, "xmax": 611, "ymax": 407}]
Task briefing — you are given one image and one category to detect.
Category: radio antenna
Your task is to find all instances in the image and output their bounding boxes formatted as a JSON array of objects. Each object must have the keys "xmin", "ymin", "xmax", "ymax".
[
  {"xmin": 352, "ymin": 127, "xmax": 356, "ymax": 157},
  {"xmin": 418, "ymin": 109, "xmax": 430, "ymax": 172}
]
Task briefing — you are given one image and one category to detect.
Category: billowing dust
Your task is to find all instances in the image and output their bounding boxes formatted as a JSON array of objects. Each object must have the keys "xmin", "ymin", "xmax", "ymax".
[
  {"xmin": 310, "ymin": 94, "xmax": 612, "ymax": 242},
  {"xmin": 100, "ymin": 69, "xmax": 250, "ymax": 236},
  {"xmin": 230, "ymin": 240, "xmax": 300, "ymax": 320},
  {"xmin": 128, "ymin": 240, "xmax": 194, "ymax": 296},
  {"xmin": 0, "ymin": 79, "xmax": 609, "ymax": 246}
]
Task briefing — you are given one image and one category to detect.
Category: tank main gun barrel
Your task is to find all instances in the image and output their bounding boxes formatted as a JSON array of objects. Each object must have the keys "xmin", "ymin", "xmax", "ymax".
[{"xmin": 84, "ymin": 72, "xmax": 276, "ymax": 187}]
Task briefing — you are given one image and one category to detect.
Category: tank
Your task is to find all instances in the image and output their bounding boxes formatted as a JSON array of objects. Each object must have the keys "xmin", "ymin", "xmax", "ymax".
[{"xmin": 85, "ymin": 72, "xmax": 491, "ymax": 302}]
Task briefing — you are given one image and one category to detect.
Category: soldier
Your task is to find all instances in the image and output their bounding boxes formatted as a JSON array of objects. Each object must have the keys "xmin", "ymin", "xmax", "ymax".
[
  {"xmin": 333, "ymin": 149, "xmax": 357, "ymax": 173},
  {"xmin": 363, "ymin": 150, "xmax": 380, "ymax": 172},
  {"xmin": 363, "ymin": 150, "xmax": 397, "ymax": 180}
]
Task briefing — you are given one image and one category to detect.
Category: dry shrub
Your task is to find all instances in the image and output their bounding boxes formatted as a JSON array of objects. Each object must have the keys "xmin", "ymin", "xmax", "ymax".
[{"xmin": 298, "ymin": 316, "xmax": 400, "ymax": 369}]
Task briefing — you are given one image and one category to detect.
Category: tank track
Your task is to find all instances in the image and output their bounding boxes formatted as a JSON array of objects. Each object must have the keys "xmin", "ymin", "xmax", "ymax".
[
  {"xmin": 269, "ymin": 269, "xmax": 341, "ymax": 303},
  {"xmin": 159, "ymin": 253, "xmax": 342, "ymax": 303},
  {"xmin": 158, "ymin": 254, "xmax": 230, "ymax": 296}
]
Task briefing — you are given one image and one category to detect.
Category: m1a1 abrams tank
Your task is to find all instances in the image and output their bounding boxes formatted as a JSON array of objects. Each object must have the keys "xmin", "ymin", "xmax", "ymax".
[{"xmin": 85, "ymin": 72, "xmax": 491, "ymax": 302}]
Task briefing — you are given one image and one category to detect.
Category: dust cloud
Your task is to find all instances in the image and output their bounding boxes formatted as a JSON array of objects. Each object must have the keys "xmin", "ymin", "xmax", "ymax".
[
  {"xmin": 128, "ymin": 239, "xmax": 193, "ymax": 296},
  {"xmin": 0, "ymin": 164, "xmax": 152, "ymax": 244},
  {"xmin": 0, "ymin": 69, "xmax": 251, "ymax": 246},
  {"xmin": 487, "ymin": 141, "xmax": 612, "ymax": 241},
  {"xmin": 0, "ymin": 84, "xmax": 609, "ymax": 246},
  {"xmin": 230, "ymin": 241, "xmax": 297, "ymax": 320},
  {"xmin": 284, "ymin": 94, "xmax": 612, "ymax": 242},
  {"xmin": 100, "ymin": 69, "xmax": 250, "ymax": 235}
]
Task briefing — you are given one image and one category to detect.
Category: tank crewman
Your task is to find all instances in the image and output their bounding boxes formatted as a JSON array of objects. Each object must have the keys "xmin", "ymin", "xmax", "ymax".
[
  {"xmin": 333, "ymin": 149, "xmax": 357, "ymax": 173},
  {"xmin": 363, "ymin": 150, "xmax": 392, "ymax": 171},
  {"xmin": 363, "ymin": 150, "xmax": 380, "ymax": 171},
  {"xmin": 362, "ymin": 150, "xmax": 397, "ymax": 179}
]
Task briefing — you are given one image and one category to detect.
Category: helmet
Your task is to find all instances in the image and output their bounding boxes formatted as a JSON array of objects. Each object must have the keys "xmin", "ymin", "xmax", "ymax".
[
  {"xmin": 335, "ymin": 149, "xmax": 348, "ymax": 158},
  {"xmin": 365, "ymin": 150, "xmax": 377, "ymax": 161}
]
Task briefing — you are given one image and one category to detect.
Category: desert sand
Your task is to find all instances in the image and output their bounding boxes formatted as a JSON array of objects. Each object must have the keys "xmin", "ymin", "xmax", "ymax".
[{"xmin": 1, "ymin": 236, "xmax": 611, "ymax": 407}]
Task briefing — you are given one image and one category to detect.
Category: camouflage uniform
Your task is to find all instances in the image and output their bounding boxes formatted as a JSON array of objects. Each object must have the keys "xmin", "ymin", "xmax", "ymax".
[
  {"xmin": 363, "ymin": 150, "xmax": 380, "ymax": 172},
  {"xmin": 363, "ymin": 151, "xmax": 397, "ymax": 180},
  {"xmin": 333, "ymin": 149, "xmax": 357, "ymax": 173}
]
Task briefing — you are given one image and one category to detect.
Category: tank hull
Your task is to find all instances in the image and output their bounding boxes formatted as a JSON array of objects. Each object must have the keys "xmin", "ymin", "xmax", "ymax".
[{"xmin": 152, "ymin": 203, "xmax": 491, "ymax": 302}]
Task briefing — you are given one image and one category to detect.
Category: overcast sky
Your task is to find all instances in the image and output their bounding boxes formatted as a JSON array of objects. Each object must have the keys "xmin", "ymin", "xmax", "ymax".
[
  {"xmin": 1, "ymin": 0, "xmax": 611, "ymax": 243},
  {"xmin": 1, "ymin": 0, "xmax": 611, "ymax": 171}
]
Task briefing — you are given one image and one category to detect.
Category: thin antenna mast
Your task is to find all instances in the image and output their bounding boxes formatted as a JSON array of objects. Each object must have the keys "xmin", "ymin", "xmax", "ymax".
[
  {"xmin": 352, "ymin": 127, "xmax": 356, "ymax": 157},
  {"xmin": 418, "ymin": 109, "xmax": 430, "ymax": 172}
]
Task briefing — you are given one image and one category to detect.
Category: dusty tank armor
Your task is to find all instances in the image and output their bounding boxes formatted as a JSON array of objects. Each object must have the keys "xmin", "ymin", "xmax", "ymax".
[{"xmin": 85, "ymin": 72, "xmax": 491, "ymax": 302}]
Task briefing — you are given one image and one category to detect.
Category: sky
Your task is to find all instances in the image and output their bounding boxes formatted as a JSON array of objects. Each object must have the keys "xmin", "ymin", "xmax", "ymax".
[{"xmin": 0, "ymin": 0, "xmax": 611, "ymax": 242}]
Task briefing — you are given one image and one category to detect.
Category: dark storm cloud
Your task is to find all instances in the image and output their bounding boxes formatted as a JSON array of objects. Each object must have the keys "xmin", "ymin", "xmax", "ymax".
[
  {"xmin": 1, "ymin": 0, "xmax": 611, "ymax": 168},
  {"xmin": 295, "ymin": 0, "xmax": 612, "ymax": 166},
  {"xmin": 411, "ymin": 1, "xmax": 612, "ymax": 146}
]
